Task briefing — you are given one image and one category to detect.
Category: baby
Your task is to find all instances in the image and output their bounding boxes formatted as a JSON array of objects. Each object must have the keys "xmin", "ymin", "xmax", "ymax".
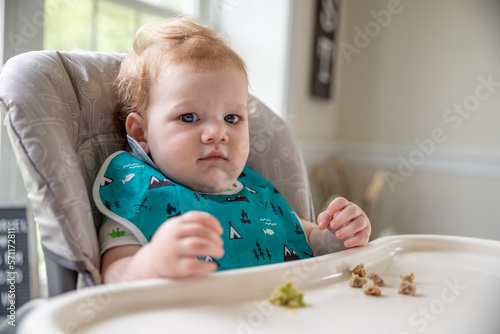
[{"xmin": 93, "ymin": 17, "xmax": 371, "ymax": 283}]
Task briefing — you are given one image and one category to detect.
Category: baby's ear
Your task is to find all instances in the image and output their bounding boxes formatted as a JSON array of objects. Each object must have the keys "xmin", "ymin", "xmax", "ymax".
[{"xmin": 126, "ymin": 113, "xmax": 149, "ymax": 153}]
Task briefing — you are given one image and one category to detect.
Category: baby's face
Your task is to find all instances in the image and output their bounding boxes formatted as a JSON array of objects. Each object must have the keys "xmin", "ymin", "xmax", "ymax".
[{"xmin": 142, "ymin": 63, "xmax": 249, "ymax": 193}]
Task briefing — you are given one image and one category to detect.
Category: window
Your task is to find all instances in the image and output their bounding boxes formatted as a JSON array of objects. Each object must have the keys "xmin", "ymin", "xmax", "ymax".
[{"xmin": 44, "ymin": 0, "xmax": 197, "ymax": 52}]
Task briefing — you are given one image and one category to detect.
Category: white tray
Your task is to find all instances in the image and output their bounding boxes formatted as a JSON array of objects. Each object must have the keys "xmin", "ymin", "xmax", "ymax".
[{"xmin": 20, "ymin": 235, "xmax": 500, "ymax": 334}]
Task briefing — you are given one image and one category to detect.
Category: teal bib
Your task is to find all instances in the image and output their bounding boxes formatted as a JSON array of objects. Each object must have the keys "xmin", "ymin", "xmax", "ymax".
[{"xmin": 93, "ymin": 151, "xmax": 314, "ymax": 271}]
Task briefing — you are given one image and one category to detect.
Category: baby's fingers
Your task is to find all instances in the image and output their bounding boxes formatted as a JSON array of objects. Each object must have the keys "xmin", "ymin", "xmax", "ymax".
[
  {"xmin": 178, "ymin": 236, "xmax": 225, "ymax": 259},
  {"xmin": 175, "ymin": 222, "xmax": 224, "ymax": 247},
  {"xmin": 330, "ymin": 203, "xmax": 362, "ymax": 229},
  {"xmin": 317, "ymin": 210, "xmax": 333, "ymax": 229},
  {"xmin": 325, "ymin": 197, "xmax": 351, "ymax": 216},
  {"xmin": 343, "ymin": 227, "xmax": 371, "ymax": 248},
  {"xmin": 318, "ymin": 197, "xmax": 350, "ymax": 229},
  {"xmin": 334, "ymin": 216, "xmax": 367, "ymax": 240},
  {"xmin": 181, "ymin": 211, "xmax": 223, "ymax": 235},
  {"xmin": 173, "ymin": 257, "xmax": 219, "ymax": 278},
  {"xmin": 176, "ymin": 236, "xmax": 224, "ymax": 278}
]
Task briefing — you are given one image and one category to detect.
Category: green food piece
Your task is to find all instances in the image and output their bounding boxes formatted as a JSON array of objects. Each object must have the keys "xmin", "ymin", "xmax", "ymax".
[{"xmin": 268, "ymin": 282, "xmax": 307, "ymax": 308}]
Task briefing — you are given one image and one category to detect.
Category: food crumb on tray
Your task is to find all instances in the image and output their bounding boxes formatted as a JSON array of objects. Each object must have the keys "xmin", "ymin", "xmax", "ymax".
[
  {"xmin": 367, "ymin": 272, "xmax": 386, "ymax": 287},
  {"xmin": 351, "ymin": 263, "xmax": 366, "ymax": 277},
  {"xmin": 268, "ymin": 282, "xmax": 307, "ymax": 308},
  {"xmin": 398, "ymin": 281, "xmax": 417, "ymax": 296},
  {"xmin": 362, "ymin": 284, "xmax": 381, "ymax": 296},
  {"xmin": 400, "ymin": 272, "xmax": 415, "ymax": 283},
  {"xmin": 398, "ymin": 272, "xmax": 417, "ymax": 296},
  {"xmin": 349, "ymin": 273, "xmax": 368, "ymax": 288}
]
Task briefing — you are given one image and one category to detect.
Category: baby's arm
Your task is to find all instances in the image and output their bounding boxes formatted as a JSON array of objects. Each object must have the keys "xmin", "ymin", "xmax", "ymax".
[
  {"xmin": 101, "ymin": 211, "xmax": 224, "ymax": 283},
  {"xmin": 300, "ymin": 197, "xmax": 371, "ymax": 255}
]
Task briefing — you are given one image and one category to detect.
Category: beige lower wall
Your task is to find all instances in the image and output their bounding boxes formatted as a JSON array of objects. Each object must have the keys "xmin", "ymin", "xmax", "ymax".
[
  {"xmin": 303, "ymin": 143, "xmax": 500, "ymax": 240},
  {"xmin": 369, "ymin": 171, "xmax": 500, "ymax": 240},
  {"xmin": 303, "ymin": 144, "xmax": 500, "ymax": 241}
]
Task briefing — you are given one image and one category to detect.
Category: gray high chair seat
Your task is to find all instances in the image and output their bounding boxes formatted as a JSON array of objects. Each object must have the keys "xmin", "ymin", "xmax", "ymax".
[{"xmin": 0, "ymin": 50, "xmax": 315, "ymax": 296}]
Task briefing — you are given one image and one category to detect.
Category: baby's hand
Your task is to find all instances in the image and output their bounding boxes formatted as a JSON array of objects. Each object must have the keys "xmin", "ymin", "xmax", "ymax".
[
  {"xmin": 317, "ymin": 197, "xmax": 371, "ymax": 248},
  {"xmin": 148, "ymin": 211, "xmax": 224, "ymax": 279}
]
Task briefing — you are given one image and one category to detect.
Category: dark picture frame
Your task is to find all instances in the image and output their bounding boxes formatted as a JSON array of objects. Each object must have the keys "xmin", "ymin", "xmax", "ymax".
[{"xmin": 310, "ymin": 0, "xmax": 340, "ymax": 99}]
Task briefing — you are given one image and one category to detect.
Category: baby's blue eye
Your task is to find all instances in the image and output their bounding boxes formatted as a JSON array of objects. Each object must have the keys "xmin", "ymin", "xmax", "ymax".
[
  {"xmin": 180, "ymin": 113, "xmax": 199, "ymax": 123},
  {"xmin": 224, "ymin": 114, "xmax": 240, "ymax": 124}
]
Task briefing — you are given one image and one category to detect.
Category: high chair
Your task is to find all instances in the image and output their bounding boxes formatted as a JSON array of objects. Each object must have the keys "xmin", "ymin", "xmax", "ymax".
[{"xmin": 0, "ymin": 50, "xmax": 315, "ymax": 297}]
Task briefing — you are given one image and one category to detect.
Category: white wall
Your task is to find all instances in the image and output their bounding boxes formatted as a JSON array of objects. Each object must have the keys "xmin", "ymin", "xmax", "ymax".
[
  {"xmin": 336, "ymin": 0, "xmax": 500, "ymax": 153},
  {"xmin": 289, "ymin": 0, "xmax": 500, "ymax": 240}
]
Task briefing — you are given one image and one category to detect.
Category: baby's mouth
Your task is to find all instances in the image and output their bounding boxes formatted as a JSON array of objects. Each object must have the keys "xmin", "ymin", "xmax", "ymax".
[{"xmin": 199, "ymin": 151, "xmax": 227, "ymax": 161}]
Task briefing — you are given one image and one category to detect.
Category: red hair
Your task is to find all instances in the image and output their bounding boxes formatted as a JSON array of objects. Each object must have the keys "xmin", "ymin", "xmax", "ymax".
[{"xmin": 115, "ymin": 17, "xmax": 247, "ymax": 120}]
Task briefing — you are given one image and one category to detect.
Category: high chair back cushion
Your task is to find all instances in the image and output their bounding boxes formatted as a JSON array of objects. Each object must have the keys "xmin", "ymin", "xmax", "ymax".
[{"xmin": 0, "ymin": 51, "xmax": 314, "ymax": 291}]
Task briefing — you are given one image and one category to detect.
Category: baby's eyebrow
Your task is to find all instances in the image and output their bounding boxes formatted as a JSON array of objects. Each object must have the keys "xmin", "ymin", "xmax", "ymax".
[
  {"xmin": 170, "ymin": 101, "xmax": 248, "ymax": 113},
  {"xmin": 170, "ymin": 101, "xmax": 196, "ymax": 110},
  {"xmin": 233, "ymin": 103, "xmax": 248, "ymax": 112}
]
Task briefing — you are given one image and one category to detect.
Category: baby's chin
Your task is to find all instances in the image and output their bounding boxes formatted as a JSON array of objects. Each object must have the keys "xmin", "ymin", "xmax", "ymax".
[{"xmin": 163, "ymin": 166, "xmax": 243, "ymax": 194}]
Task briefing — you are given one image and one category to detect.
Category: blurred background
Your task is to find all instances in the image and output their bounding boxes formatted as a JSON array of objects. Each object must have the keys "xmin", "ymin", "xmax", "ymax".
[{"xmin": 1, "ymin": 0, "xmax": 499, "ymax": 300}]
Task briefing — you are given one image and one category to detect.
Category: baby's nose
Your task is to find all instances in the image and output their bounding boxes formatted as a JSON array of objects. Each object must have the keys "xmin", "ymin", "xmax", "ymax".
[{"xmin": 201, "ymin": 123, "xmax": 228, "ymax": 144}]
